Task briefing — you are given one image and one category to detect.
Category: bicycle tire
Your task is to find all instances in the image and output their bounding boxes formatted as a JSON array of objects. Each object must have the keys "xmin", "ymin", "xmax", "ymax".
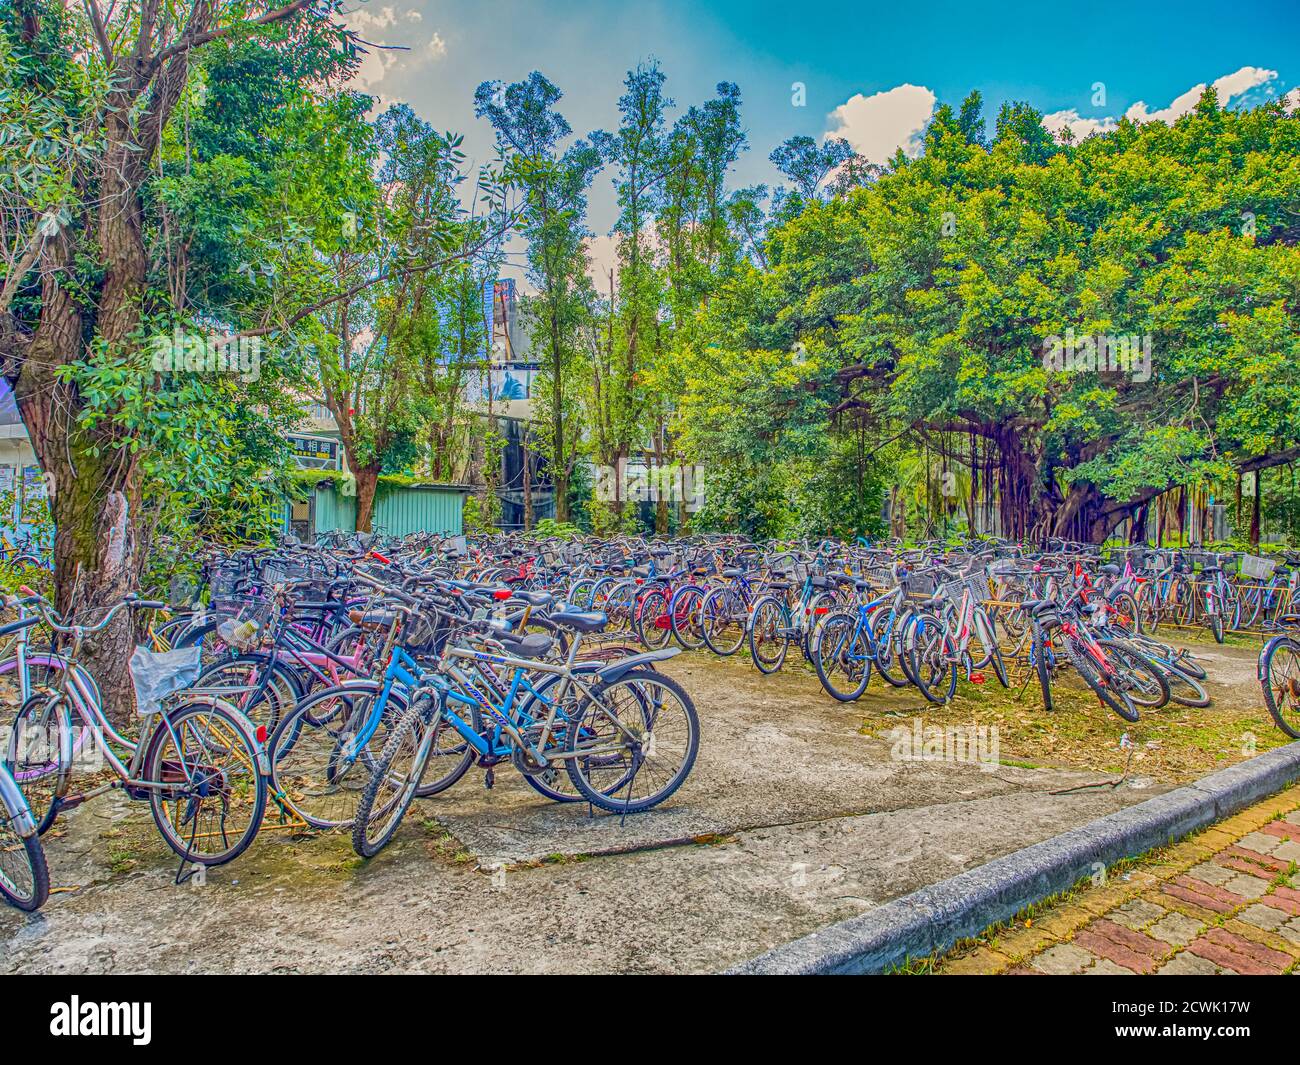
[
  {"xmin": 1063, "ymin": 635, "xmax": 1139, "ymax": 722},
  {"xmin": 812, "ymin": 612, "xmax": 871, "ymax": 701},
  {"xmin": 144, "ymin": 698, "xmax": 268, "ymax": 867},
  {"xmin": 0, "ymin": 813, "xmax": 48, "ymax": 912}
]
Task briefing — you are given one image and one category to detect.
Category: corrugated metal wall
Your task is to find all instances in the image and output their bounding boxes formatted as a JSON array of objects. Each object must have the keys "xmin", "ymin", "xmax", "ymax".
[{"xmin": 309, "ymin": 483, "xmax": 466, "ymax": 537}]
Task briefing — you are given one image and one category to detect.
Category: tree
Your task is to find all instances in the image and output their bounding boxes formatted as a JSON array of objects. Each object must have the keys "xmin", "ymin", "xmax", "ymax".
[
  {"xmin": 0, "ymin": 0, "xmax": 341, "ymax": 707},
  {"xmin": 769, "ymin": 135, "xmax": 858, "ymax": 200},
  {"xmin": 679, "ymin": 88, "xmax": 1300, "ymax": 545},
  {"xmin": 475, "ymin": 72, "xmax": 601, "ymax": 524}
]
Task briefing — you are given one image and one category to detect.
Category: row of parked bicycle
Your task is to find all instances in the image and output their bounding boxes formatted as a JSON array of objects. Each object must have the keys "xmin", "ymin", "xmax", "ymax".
[{"xmin": 3, "ymin": 531, "xmax": 1298, "ymax": 915}]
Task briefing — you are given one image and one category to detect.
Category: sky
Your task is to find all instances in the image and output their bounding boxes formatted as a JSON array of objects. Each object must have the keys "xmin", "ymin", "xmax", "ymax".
[{"xmin": 340, "ymin": 0, "xmax": 1300, "ymax": 285}]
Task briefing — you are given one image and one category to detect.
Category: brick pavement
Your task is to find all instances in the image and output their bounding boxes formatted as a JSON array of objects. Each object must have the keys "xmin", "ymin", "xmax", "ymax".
[{"xmin": 935, "ymin": 785, "xmax": 1300, "ymax": 976}]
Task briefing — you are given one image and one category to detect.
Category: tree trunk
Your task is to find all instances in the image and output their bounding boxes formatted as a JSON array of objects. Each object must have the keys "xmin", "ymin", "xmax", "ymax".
[
  {"xmin": 554, "ymin": 467, "xmax": 570, "ymax": 523},
  {"xmin": 993, "ymin": 426, "xmax": 1043, "ymax": 542},
  {"xmin": 355, "ymin": 465, "xmax": 381, "ymax": 533},
  {"xmin": 522, "ymin": 434, "xmax": 533, "ymax": 532},
  {"xmin": 1250, "ymin": 471, "xmax": 1262, "ymax": 547}
]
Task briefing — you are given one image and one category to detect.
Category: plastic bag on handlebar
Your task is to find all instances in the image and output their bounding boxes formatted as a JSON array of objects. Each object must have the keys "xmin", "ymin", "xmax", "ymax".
[{"xmin": 129, "ymin": 644, "xmax": 202, "ymax": 717}]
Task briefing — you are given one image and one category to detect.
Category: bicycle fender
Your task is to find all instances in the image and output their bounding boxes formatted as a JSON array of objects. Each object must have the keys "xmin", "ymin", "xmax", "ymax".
[
  {"xmin": 596, "ymin": 647, "xmax": 681, "ymax": 683},
  {"xmin": 1259, "ymin": 635, "xmax": 1295, "ymax": 681},
  {"xmin": 0, "ymin": 767, "xmax": 37, "ymax": 836}
]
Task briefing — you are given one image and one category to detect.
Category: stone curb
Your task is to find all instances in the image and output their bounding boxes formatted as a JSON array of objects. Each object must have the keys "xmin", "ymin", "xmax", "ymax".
[{"xmin": 726, "ymin": 741, "xmax": 1300, "ymax": 974}]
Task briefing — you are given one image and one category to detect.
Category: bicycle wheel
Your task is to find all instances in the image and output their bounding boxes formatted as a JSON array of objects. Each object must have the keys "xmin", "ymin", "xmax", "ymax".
[
  {"xmin": 1134, "ymin": 585, "xmax": 1160, "ymax": 634},
  {"xmin": 1097, "ymin": 639, "xmax": 1170, "ymax": 710},
  {"xmin": 700, "ymin": 587, "xmax": 746, "ymax": 656},
  {"xmin": 1209, "ymin": 609, "xmax": 1225, "ymax": 643},
  {"xmin": 1062, "ymin": 636, "xmax": 1139, "ymax": 722},
  {"xmin": 1109, "ymin": 591, "xmax": 1141, "ymax": 635},
  {"xmin": 352, "ymin": 698, "xmax": 433, "ymax": 857},
  {"xmin": 4, "ymin": 691, "xmax": 72, "ymax": 835},
  {"xmin": 144, "ymin": 698, "xmax": 267, "ymax": 866},
  {"xmin": 568, "ymin": 578, "xmax": 596, "ymax": 610},
  {"xmin": 1261, "ymin": 637, "xmax": 1300, "ymax": 738},
  {"xmin": 0, "ymin": 651, "xmax": 103, "ymax": 712},
  {"xmin": 972, "ymin": 608, "xmax": 1009, "ymax": 687},
  {"xmin": 601, "ymin": 581, "xmax": 639, "ymax": 633},
  {"xmin": 748, "ymin": 597, "xmax": 790, "ymax": 674},
  {"xmin": 197, "ymin": 655, "xmax": 301, "ymax": 732},
  {"xmin": 908, "ymin": 613, "xmax": 957, "ymax": 704},
  {"xmin": 636, "ymin": 588, "xmax": 672, "ymax": 649},
  {"xmin": 668, "ymin": 586, "xmax": 706, "ymax": 651},
  {"xmin": 515, "ymin": 675, "xmax": 590, "ymax": 803},
  {"xmin": 812, "ymin": 612, "xmax": 871, "ymax": 701},
  {"xmin": 0, "ymin": 789, "xmax": 48, "ymax": 912},
  {"xmin": 564, "ymin": 669, "xmax": 700, "ymax": 814},
  {"xmin": 1162, "ymin": 662, "xmax": 1211, "ymax": 708},
  {"xmin": 868, "ymin": 607, "xmax": 909, "ymax": 687},
  {"xmin": 1032, "ymin": 627, "xmax": 1055, "ymax": 712},
  {"xmin": 268, "ymin": 683, "xmax": 407, "ymax": 829}
]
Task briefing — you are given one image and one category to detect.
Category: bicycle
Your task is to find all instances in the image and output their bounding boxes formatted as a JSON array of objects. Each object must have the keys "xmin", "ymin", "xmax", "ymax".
[
  {"xmin": 352, "ymin": 611, "xmax": 698, "ymax": 856},
  {"xmin": 3, "ymin": 590, "xmax": 269, "ymax": 868}
]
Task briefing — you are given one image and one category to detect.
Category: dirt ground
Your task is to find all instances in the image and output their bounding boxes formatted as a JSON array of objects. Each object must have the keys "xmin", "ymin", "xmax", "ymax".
[{"xmin": 0, "ymin": 634, "xmax": 1286, "ymax": 974}]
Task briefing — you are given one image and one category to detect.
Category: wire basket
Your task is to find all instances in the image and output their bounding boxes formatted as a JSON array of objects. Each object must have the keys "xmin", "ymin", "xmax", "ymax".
[
  {"xmin": 905, "ymin": 571, "xmax": 939, "ymax": 597},
  {"xmin": 286, "ymin": 579, "xmax": 340, "ymax": 606},
  {"xmin": 208, "ymin": 565, "xmax": 248, "ymax": 601},
  {"xmin": 1240, "ymin": 554, "xmax": 1277, "ymax": 581},
  {"xmin": 261, "ymin": 558, "xmax": 332, "ymax": 587},
  {"xmin": 209, "ymin": 595, "xmax": 274, "ymax": 628},
  {"xmin": 938, "ymin": 575, "xmax": 990, "ymax": 606}
]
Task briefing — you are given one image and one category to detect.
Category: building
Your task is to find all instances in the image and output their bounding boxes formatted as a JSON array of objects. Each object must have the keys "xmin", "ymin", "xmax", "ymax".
[{"xmin": 0, "ymin": 380, "xmax": 47, "ymax": 541}]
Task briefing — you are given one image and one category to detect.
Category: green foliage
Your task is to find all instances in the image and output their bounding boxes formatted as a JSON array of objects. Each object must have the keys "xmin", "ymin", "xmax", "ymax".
[{"xmin": 527, "ymin": 518, "xmax": 584, "ymax": 539}]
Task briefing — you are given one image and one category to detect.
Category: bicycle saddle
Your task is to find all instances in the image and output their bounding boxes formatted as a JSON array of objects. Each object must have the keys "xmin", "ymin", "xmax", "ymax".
[
  {"xmin": 498, "ymin": 633, "xmax": 554, "ymax": 659},
  {"xmin": 512, "ymin": 590, "xmax": 554, "ymax": 607},
  {"xmin": 551, "ymin": 611, "xmax": 608, "ymax": 633}
]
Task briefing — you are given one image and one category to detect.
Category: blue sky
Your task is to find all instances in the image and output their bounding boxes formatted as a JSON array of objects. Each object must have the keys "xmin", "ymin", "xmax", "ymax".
[{"xmin": 341, "ymin": 0, "xmax": 1300, "ymax": 280}]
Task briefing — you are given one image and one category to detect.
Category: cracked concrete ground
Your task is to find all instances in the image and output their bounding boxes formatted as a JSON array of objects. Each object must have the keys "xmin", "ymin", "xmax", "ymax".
[{"xmin": 3, "ymin": 648, "xmax": 1259, "ymax": 974}]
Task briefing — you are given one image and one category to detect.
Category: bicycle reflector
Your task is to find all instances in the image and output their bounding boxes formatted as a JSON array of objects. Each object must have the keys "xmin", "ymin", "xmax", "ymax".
[
  {"xmin": 256, "ymin": 724, "xmax": 268, "ymax": 745},
  {"xmin": 492, "ymin": 589, "xmax": 512, "ymax": 601}
]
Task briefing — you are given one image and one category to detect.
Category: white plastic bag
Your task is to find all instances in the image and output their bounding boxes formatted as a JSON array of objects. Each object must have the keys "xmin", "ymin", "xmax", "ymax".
[{"xmin": 129, "ymin": 644, "xmax": 203, "ymax": 717}]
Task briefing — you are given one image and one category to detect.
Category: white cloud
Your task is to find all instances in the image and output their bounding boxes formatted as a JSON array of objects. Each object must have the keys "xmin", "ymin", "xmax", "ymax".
[
  {"xmin": 1042, "ymin": 109, "xmax": 1116, "ymax": 141},
  {"xmin": 827, "ymin": 84, "xmax": 937, "ymax": 164},
  {"xmin": 344, "ymin": 5, "xmax": 448, "ymax": 98},
  {"xmin": 1125, "ymin": 66, "xmax": 1277, "ymax": 123},
  {"xmin": 1283, "ymin": 87, "xmax": 1300, "ymax": 112},
  {"xmin": 1043, "ymin": 67, "xmax": 1281, "ymax": 142}
]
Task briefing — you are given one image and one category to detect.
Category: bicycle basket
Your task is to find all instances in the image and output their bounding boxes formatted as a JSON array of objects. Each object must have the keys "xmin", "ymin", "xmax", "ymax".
[
  {"xmin": 1240, "ymin": 554, "xmax": 1277, "ymax": 581},
  {"xmin": 209, "ymin": 595, "xmax": 273, "ymax": 628},
  {"xmin": 129, "ymin": 644, "xmax": 202, "ymax": 717},
  {"xmin": 906, "ymin": 571, "xmax": 939, "ymax": 598},
  {"xmin": 209, "ymin": 567, "xmax": 246, "ymax": 600},
  {"xmin": 938, "ymin": 575, "xmax": 988, "ymax": 606},
  {"xmin": 168, "ymin": 575, "xmax": 198, "ymax": 609}
]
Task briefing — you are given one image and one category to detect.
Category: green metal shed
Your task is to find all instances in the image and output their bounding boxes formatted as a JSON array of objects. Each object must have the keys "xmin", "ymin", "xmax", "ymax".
[{"xmin": 292, "ymin": 479, "xmax": 474, "ymax": 539}]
